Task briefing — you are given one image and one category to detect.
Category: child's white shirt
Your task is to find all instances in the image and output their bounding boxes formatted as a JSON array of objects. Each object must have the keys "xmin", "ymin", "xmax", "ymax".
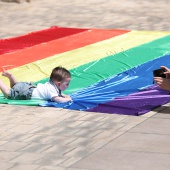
[{"xmin": 31, "ymin": 81, "xmax": 60, "ymax": 100}]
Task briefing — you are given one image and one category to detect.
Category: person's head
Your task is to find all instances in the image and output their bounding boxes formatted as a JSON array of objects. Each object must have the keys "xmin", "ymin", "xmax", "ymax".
[{"xmin": 50, "ymin": 66, "xmax": 71, "ymax": 91}]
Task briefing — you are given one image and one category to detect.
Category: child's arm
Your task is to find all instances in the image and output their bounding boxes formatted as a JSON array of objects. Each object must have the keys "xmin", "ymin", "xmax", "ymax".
[
  {"xmin": 52, "ymin": 95, "xmax": 72, "ymax": 103},
  {"xmin": 61, "ymin": 93, "xmax": 71, "ymax": 99}
]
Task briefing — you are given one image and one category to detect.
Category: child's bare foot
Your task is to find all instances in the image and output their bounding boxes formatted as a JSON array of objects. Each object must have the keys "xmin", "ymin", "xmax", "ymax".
[{"xmin": 2, "ymin": 71, "xmax": 13, "ymax": 78}]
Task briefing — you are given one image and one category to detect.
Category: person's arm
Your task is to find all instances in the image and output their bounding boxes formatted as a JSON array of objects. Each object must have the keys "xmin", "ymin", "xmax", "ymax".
[{"xmin": 52, "ymin": 95, "xmax": 72, "ymax": 103}]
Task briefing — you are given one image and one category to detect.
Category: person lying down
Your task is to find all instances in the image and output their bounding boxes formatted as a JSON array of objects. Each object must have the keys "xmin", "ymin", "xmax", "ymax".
[{"xmin": 0, "ymin": 66, "xmax": 72, "ymax": 103}]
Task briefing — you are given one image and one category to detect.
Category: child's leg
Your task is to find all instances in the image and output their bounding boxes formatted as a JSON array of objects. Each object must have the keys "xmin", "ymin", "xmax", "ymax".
[
  {"xmin": 2, "ymin": 71, "xmax": 18, "ymax": 88},
  {"xmin": 0, "ymin": 79, "xmax": 10, "ymax": 98}
]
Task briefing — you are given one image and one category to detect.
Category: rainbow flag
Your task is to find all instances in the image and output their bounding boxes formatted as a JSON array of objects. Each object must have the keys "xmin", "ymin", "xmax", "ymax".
[{"xmin": 1, "ymin": 26, "xmax": 170, "ymax": 116}]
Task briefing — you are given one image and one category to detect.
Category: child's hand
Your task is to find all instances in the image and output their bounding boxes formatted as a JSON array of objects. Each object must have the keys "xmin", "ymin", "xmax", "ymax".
[
  {"xmin": 62, "ymin": 94, "xmax": 72, "ymax": 101},
  {"xmin": 65, "ymin": 95, "xmax": 72, "ymax": 101}
]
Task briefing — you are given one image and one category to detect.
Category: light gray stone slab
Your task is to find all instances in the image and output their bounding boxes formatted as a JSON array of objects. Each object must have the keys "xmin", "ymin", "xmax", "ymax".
[
  {"xmin": 129, "ymin": 117, "xmax": 170, "ymax": 135},
  {"xmin": 104, "ymin": 132, "xmax": 170, "ymax": 154},
  {"xmin": 71, "ymin": 149, "xmax": 170, "ymax": 170}
]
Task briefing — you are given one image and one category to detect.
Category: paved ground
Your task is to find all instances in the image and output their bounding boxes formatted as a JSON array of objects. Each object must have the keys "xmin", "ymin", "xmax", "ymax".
[{"xmin": 0, "ymin": 0, "xmax": 170, "ymax": 170}]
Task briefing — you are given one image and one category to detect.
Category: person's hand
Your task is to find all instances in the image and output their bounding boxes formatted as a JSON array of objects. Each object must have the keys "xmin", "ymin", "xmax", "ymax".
[
  {"xmin": 62, "ymin": 94, "xmax": 72, "ymax": 101},
  {"xmin": 160, "ymin": 66, "xmax": 170, "ymax": 79},
  {"xmin": 154, "ymin": 77, "xmax": 170, "ymax": 90},
  {"xmin": 65, "ymin": 95, "xmax": 72, "ymax": 101}
]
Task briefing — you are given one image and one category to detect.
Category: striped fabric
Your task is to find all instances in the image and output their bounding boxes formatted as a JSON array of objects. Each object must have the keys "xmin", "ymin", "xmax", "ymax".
[{"xmin": 0, "ymin": 26, "xmax": 170, "ymax": 115}]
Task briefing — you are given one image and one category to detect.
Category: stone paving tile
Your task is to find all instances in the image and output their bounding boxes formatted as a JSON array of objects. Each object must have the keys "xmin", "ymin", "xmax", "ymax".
[
  {"xmin": 0, "ymin": 140, "xmax": 8, "ymax": 146},
  {"xmin": 66, "ymin": 169, "xmax": 89, "ymax": 170},
  {"xmin": 103, "ymin": 132, "xmax": 170, "ymax": 154},
  {"xmin": 0, "ymin": 130, "xmax": 13, "ymax": 140},
  {"xmin": 71, "ymin": 149, "xmax": 170, "ymax": 170},
  {"xmin": 59, "ymin": 156, "xmax": 87, "ymax": 168},
  {"xmin": 37, "ymin": 166, "xmax": 65, "ymax": 170},
  {"xmin": 42, "ymin": 145, "xmax": 76, "ymax": 155},
  {"xmin": 47, "ymin": 127, "xmax": 80, "ymax": 137},
  {"xmin": 153, "ymin": 112, "xmax": 170, "ymax": 119},
  {"xmin": 22, "ymin": 134, "xmax": 59, "ymax": 144},
  {"xmin": 0, "ymin": 161, "xmax": 15, "ymax": 170},
  {"xmin": 0, "ymin": 141, "xmax": 29, "ymax": 152},
  {"xmin": 10, "ymin": 152, "xmax": 45, "ymax": 164},
  {"xmin": 116, "ymin": 115, "xmax": 148, "ymax": 132},
  {"xmin": 34, "ymin": 154, "xmax": 69, "ymax": 167},
  {"xmin": 0, "ymin": 122, "xmax": 18, "ymax": 131},
  {"xmin": 18, "ymin": 143, "xmax": 53, "ymax": 153},
  {"xmin": 64, "ymin": 146, "xmax": 97, "ymax": 158},
  {"xmin": 1, "ymin": 132, "xmax": 34, "ymax": 142},
  {"xmin": 51, "ymin": 135, "xmax": 75, "ymax": 144},
  {"xmin": 7, "ymin": 124, "xmax": 39, "ymax": 133},
  {"xmin": 8, "ymin": 164, "xmax": 39, "ymax": 170},
  {"xmin": 129, "ymin": 117, "xmax": 170, "ymax": 135},
  {"xmin": 0, "ymin": 115, "xmax": 43, "ymax": 125},
  {"xmin": 0, "ymin": 151, "xmax": 21, "ymax": 162}
]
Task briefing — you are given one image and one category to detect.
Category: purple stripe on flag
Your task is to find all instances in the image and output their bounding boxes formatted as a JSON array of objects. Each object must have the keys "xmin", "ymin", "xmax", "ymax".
[{"xmin": 88, "ymin": 85, "xmax": 170, "ymax": 116}]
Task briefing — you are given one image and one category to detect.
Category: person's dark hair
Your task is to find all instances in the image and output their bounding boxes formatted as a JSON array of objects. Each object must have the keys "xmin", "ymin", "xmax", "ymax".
[{"xmin": 50, "ymin": 66, "xmax": 71, "ymax": 82}]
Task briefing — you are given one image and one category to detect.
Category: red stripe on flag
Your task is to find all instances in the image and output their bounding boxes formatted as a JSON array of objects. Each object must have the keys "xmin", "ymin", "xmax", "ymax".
[{"xmin": 0, "ymin": 26, "xmax": 88, "ymax": 55}]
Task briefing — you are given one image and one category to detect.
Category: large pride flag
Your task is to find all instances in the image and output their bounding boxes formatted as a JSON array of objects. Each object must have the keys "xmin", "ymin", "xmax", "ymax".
[{"xmin": 0, "ymin": 26, "xmax": 170, "ymax": 116}]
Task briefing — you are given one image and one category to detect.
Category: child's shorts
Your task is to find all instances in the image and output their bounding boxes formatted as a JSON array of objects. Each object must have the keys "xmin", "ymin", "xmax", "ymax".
[{"xmin": 8, "ymin": 82, "xmax": 36, "ymax": 100}]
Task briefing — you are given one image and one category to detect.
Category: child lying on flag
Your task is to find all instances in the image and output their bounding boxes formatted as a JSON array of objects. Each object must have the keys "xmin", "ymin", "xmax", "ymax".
[
  {"xmin": 154, "ymin": 66, "xmax": 170, "ymax": 91},
  {"xmin": 0, "ymin": 66, "xmax": 72, "ymax": 103}
]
